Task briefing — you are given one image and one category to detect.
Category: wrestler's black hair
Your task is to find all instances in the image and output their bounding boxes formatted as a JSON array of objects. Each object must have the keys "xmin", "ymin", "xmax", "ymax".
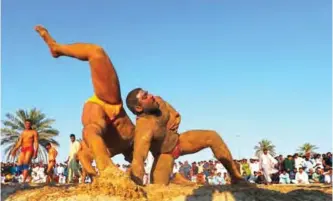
[
  {"xmin": 126, "ymin": 88, "xmax": 142, "ymax": 115},
  {"xmin": 25, "ymin": 119, "xmax": 32, "ymax": 123}
]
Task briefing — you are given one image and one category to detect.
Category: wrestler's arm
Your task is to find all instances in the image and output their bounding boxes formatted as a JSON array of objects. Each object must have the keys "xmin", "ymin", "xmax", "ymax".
[
  {"xmin": 11, "ymin": 136, "xmax": 23, "ymax": 156},
  {"xmin": 33, "ymin": 130, "xmax": 39, "ymax": 158},
  {"xmin": 130, "ymin": 119, "xmax": 153, "ymax": 185}
]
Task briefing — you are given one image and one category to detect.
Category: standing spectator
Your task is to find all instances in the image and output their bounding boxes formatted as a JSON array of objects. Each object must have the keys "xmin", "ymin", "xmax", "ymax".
[
  {"xmin": 313, "ymin": 154, "xmax": 324, "ymax": 169},
  {"xmin": 198, "ymin": 161, "xmax": 204, "ymax": 174},
  {"xmin": 324, "ymin": 152, "xmax": 332, "ymax": 171},
  {"xmin": 304, "ymin": 153, "xmax": 315, "ymax": 173},
  {"xmin": 259, "ymin": 148, "xmax": 278, "ymax": 185},
  {"xmin": 283, "ymin": 155, "xmax": 295, "ymax": 174},
  {"xmin": 65, "ymin": 134, "xmax": 81, "ymax": 183},
  {"xmin": 223, "ymin": 172, "xmax": 231, "ymax": 184},
  {"xmin": 173, "ymin": 163, "xmax": 179, "ymax": 175},
  {"xmin": 279, "ymin": 170, "xmax": 290, "ymax": 184},
  {"xmin": 215, "ymin": 161, "xmax": 226, "ymax": 175},
  {"xmin": 241, "ymin": 159, "xmax": 251, "ymax": 180},
  {"xmin": 294, "ymin": 153, "xmax": 305, "ymax": 169},
  {"xmin": 182, "ymin": 161, "xmax": 192, "ymax": 180},
  {"xmin": 191, "ymin": 162, "xmax": 198, "ymax": 176},
  {"xmin": 275, "ymin": 155, "xmax": 284, "ymax": 171},
  {"xmin": 203, "ymin": 161, "xmax": 210, "ymax": 183}
]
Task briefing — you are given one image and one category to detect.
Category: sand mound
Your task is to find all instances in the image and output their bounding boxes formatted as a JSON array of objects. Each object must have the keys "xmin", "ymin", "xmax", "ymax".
[{"xmin": 2, "ymin": 182, "xmax": 331, "ymax": 201}]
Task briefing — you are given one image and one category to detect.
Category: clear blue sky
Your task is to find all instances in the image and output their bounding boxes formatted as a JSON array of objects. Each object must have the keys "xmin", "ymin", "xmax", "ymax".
[{"xmin": 1, "ymin": 0, "xmax": 332, "ymax": 164}]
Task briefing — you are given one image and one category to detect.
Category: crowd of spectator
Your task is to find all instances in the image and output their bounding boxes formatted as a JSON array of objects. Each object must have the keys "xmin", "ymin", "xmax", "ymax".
[
  {"xmin": 1, "ymin": 152, "xmax": 332, "ymax": 186},
  {"xmin": 171, "ymin": 152, "xmax": 332, "ymax": 185}
]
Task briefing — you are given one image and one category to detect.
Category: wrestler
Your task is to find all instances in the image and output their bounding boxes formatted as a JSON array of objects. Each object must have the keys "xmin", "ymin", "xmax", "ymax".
[
  {"xmin": 126, "ymin": 89, "xmax": 245, "ymax": 185},
  {"xmin": 35, "ymin": 25, "xmax": 136, "ymax": 180},
  {"xmin": 10, "ymin": 119, "xmax": 38, "ymax": 183},
  {"xmin": 45, "ymin": 142, "xmax": 58, "ymax": 184}
]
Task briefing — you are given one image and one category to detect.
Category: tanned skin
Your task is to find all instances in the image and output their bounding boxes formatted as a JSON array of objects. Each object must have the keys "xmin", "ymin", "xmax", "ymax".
[
  {"xmin": 34, "ymin": 25, "xmax": 191, "ymax": 186},
  {"xmin": 35, "ymin": 25, "xmax": 135, "ymax": 178},
  {"xmin": 10, "ymin": 120, "xmax": 39, "ymax": 183},
  {"xmin": 129, "ymin": 90, "xmax": 244, "ymax": 185},
  {"xmin": 46, "ymin": 143, "xmax": 58, "ymax": 183}
]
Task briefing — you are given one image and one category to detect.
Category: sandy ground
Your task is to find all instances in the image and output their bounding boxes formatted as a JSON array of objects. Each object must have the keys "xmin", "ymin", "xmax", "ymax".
[{"xmin": 2, "ymin": 182, "xmax": 332, "ymax": 201}]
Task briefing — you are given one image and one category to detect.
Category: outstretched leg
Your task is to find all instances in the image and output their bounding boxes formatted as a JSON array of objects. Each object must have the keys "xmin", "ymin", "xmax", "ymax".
[
  {"xmin": 35, "ymin": 25, "xmax": 121, "ymax": 105},
  {"xmin": 178, "ymin": 130, "xmax": 244, "ymax": 184}
]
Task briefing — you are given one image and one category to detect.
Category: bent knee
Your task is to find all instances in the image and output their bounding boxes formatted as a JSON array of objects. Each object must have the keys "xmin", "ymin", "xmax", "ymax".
[
  {"xmin": 83, "ymin": 123, "xmax": 104, "ymax": 140},
  {"xmin": 90, "ymin": 46, "xmax": 107, "ymax": 60}
]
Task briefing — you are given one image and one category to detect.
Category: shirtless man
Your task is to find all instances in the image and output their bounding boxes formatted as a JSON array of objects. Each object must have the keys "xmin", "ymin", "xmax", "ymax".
[
  {"xmin": 34, "ymin": 25, "xmax": 137, "ymax": 180},
  {"xmin": 126, "ymin": 89, "xmax": 245, "ymax": 185},
  {"xmin": 10, "ymin": 119, "xmax": 38, "ymax": 183},
  {"xmin": 45, "ymin": 142, "xmax": 58, "ymax": 183}
]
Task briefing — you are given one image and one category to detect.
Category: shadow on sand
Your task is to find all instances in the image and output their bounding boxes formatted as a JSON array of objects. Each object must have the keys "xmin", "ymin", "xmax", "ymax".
[{"xmin": 184, "ymin": 183, "xmax": 332, "ymax": 201}]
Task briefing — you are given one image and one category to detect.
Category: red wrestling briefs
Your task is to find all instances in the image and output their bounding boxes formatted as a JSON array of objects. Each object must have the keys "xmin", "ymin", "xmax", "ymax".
[
  {"xmin": 169, "ymin": 140, "xmax": 182, "ymax": 159},
  {"xmin": 21, "ymin": 146, "xmax": 34, "ymax": 153}
]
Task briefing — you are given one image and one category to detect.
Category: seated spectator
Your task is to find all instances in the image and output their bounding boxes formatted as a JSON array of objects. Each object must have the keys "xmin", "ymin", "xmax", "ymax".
[
  {"xmin": 248, "ymin": 171, "xmax": 258, "ymax": 183},
  {"xmin": 196, "ymin": 173, "xmax": 206, "ymax": 185},
  {"xmin": 289, "ymin": 168, "xmax": 297, "ymax": 181},
  {"xmin": 223, "ymin": 172, "xmax": 231, "ymax": 185},
  {"xmin": 304, "ymin": 153, "xmax": 315, "ymax": 173},
  {"xmin": 255, "ymin": 171, "xmax": 266, "ymax": 184},
  {"xmin": 279, "ymin": 170, "xmax": 290, "ymax": 184},
  {"xmin": 293, "ymin": 167, "xmax": 309, "ymax": 184},
  {"xmin": 324, "ymin": 168, "xmax": 332, "ymax": 184},
  {"xmin": 1, "ymin": 173, "xmax": 5, "ymax": 184},
  {"xmin": 311, "ymin": 167, "xmax": 324, "ymax": 183}
]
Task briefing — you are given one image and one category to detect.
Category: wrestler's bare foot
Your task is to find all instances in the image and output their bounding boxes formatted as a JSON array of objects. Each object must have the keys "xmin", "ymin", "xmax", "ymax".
[{"xmin": 34, "ymin": 25, "xmax": 59, "ymax": 58}]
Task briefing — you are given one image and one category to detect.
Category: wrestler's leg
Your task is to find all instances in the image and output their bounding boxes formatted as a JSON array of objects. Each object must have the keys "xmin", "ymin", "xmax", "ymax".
[
  {"xmin": 82, "ymin": 102, "xmax": 120, "ymax": 174},
  {"xmin": 22, "ymin": 151, "xmax": 33, "ymax": 183},
  {"xmin": 77, "ymin": 145, "xmax": 97, "ymax": 176},
  {"xmin": 150, "ymin": 154, "xmax": 174, "ymax": 185},
  {"xmin": 35, "ymin": 25, "xmax": 121, "ymax": 104},
  {"xmin": 178, "ymin": 130, "xmax": 243, "ymax": 183},
  {"xmin": 46, "ymin": 162, "xmax": 55, "ymax": 183}
]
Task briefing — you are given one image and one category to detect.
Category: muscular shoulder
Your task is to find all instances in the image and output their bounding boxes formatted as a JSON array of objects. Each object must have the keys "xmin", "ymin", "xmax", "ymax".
[{"xmin": 136, "ymin": 116, "xmax": 155, "ymax": 129}]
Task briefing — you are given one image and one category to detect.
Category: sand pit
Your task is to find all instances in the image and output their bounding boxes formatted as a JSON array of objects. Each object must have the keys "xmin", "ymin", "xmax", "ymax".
[{"xmin": 2, "ymin": 182, "xmax": 332, "ymax": 201}]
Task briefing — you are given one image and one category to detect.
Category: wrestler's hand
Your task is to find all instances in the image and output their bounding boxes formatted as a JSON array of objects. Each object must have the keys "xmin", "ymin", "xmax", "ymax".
[{"xmin": 10, "ymin": 150, "xmax": 16, "ymax": 157}]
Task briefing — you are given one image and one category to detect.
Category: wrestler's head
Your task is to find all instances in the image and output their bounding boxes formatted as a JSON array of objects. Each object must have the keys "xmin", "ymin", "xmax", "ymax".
[
  {"xmin": 24, "ymin": 119, "xmax": 32, "ymax": 130},
  {"xmin": 126, "ymin": 88, "xmax": 159, "ymax": 115},
  {"xmin": 46, "ymin": 142, "xmax": 51, "ymax": 150}
]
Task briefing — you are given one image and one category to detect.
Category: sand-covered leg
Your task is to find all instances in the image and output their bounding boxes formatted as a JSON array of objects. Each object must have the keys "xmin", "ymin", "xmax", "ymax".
[{"xmin": 179, "ymin": 130, "xmax": 245, "ymax": 184}]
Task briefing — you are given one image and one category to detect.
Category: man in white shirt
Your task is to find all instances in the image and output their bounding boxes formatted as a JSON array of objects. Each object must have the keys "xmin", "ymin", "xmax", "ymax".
[
  {"xmin": 294, "ymin": 153, "xmax": 305, "ymax": 169},
  {"xmin": 65, "ymin": 134, "xmax": 81, "ymax": 183},
  {"xmin": 215, "ymin": 161, "xmax": 227, "ymax": 175},
  {"xmin": 259, "ymin": 148, "xmax": 278, "ymax": 184},
  {"xmin": 249, "ymin": 158, "xmax": 260, "ymax": 175},
  {"xmin": 293, "ymin": 167, "xmax": 309, "ymax": 184}
]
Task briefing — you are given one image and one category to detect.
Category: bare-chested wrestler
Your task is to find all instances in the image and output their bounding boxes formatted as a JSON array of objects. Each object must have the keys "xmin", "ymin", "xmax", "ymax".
[
  {"xmin": 45, "ymin": 142, "xmax": 58, "ymax": 184},
  {"xmin": 34, "ymin": 25, "xmax": 135, "ymax": 179},
  {"xmin": 35, "ymin": 25, "xmax": 198, "ymax": 187},
  {"xmin": 126, "ymin": 89, "xmax": 245, "ymax": 185},
  {"xmin": 10, "ymin": 119, "xmax": 38, "ymax": 183}
]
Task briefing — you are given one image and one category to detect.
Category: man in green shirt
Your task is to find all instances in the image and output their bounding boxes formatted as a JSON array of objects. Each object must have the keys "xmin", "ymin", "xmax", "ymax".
[{"xmin": 283, "ymin": 155, "xmax": 294, "ymax": 174}]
